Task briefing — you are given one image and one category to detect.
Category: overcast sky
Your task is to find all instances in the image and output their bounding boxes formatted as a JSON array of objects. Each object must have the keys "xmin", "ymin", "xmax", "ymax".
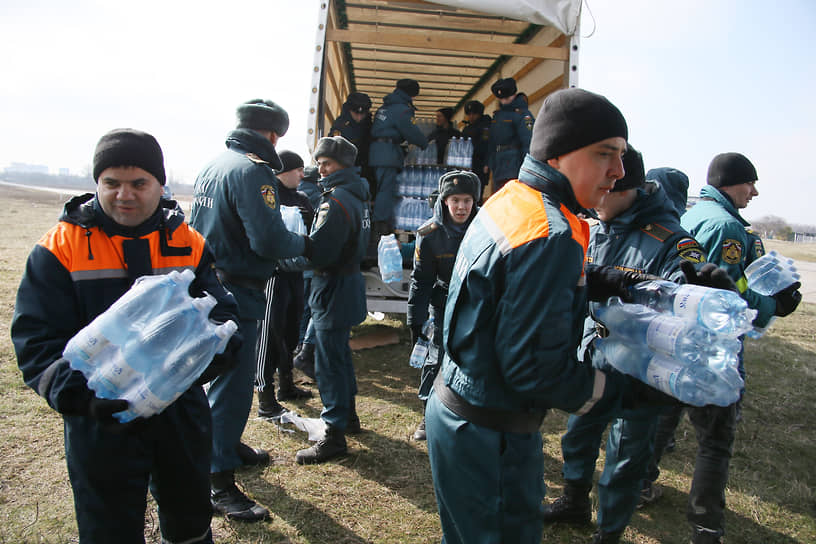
[{"xmin": 1, "ymin": 0, "xmax": 814, "ymax": 224}]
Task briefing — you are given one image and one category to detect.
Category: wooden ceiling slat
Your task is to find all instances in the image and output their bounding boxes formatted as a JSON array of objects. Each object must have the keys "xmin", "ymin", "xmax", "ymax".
[
  {"xmin": 344, "ymin": 5, "xmax": 528, "ymax": 35},
  {"xmin": 327, "ymin": 28, "xmax": 568, "ymax": 60}
]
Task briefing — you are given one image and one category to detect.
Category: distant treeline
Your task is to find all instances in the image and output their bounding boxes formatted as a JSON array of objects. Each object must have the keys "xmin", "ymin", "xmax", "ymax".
[{"xmin": 751, "ymin": 215, "xmax": 816, "ymax": 241}]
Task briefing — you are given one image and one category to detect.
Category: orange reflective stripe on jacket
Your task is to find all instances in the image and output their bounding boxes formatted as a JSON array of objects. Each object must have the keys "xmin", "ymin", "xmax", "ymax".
[{"xmin": 39, "ymin": 223, "xmax": 205, "ymax": 281}]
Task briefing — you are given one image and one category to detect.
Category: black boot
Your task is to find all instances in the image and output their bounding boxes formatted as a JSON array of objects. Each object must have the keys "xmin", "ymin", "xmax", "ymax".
[
  {"xmin": 277, "ymin": 366, "xmax": 312, "ymax": 401},
  {"xmin": 257, "ymin": 388, "xmax": 286, "ymax": 419},
  {"xmin": 293, "ymin": 343, "xmax": 315, "ymax": 380},
  {"xmin": 590, "ymin": 530, "xmax": 622, "ymax": 544},
  {"xmin": 210, "ymin": 470, "xmax": 269, "ymax": 521},
  {"xmin": 295, "ymin": 425, "xmax": 348, "ymax": 465},
  {"xmin": 541, "ymin": 481, "xmax": 592, "ymax": 525},
  {"xmin": 691, "ymin": 526, "xmax": 723, "ymax": 544},
  {"xmin": 346, "ymin": 397, "xmax": 362, "ymax": 434},
  {"xmin": 236, "ymin": 442, "xmax": 270, "ymax": 467}
]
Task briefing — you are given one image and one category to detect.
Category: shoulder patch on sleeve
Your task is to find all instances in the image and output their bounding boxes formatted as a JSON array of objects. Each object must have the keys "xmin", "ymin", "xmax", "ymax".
[
  {"xmin": 260, "ymin": 185, "xmax": 277, "ymax": 209},
  {"xmin": 246, "ymin": 153, "xmax": 268, "ymax": 165},
  {"xmin": 417, "ymin": 222, "xmax": 438, "ymax": 237},
  {"xmin": 721, "ymin": 239, "xmax": 743, "ymax": 264},
  {"xmin": 676, "ymin": 237, "xmax": 706, "ymax": 263},
  {"xmin": 640, "ymin": 223, "xmax": 674, "ymax": 242},
  {"xmin": 752, "ymin": 238, "xmax": 765, "ymax": 259},
  {"xmin": 314, "ymin": 202, "xmax": 331, "ymax": 230}
]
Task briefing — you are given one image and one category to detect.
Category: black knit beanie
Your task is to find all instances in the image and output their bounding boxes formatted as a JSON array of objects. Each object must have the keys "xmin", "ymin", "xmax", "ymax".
[
  {"xmin": 314, "ymin": 136, "xmax": 358, "ymax": 168},
  {"xmin": 277, "ymin": 150, "xmax": 304, "ymax": 173},
  {"xmin": 396, "ymin": 79, "xmax": 420, "ymax": 97},
  {"xmin": 93, "ymin": 129, "xmax": 166, "ymax": 185},
  {"xmin": 610, "ymin": 144, "xmax": 645, "ymax": 192},
  {"xmin": 439, "ymin": 170, "xmax": 481, "ymax": 201},
  {"xmin": 530, "ymin": 88, "xmax": 628, "ymax": 161},
  {"xmin": 491, "ymin": 78, "xmax": 517, "ymax": 98},
  {"xmin": 707, "ymin": 153, "xmax": 757, "ymax": 188},
  {"xmin": 236, "ymin": 99, "xmax": 289, "ymax": 136}
]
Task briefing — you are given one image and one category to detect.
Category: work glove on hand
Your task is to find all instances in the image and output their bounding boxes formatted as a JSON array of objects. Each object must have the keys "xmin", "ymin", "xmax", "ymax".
[
  {"xmin": 585, "ymin": 264, "xmax": 660, "ymax": 303},
  {"xmin": 680, "ymin": 261, "xmax": 737, "ymax": 292},
  {"xmin": 195, "ymin": 335, "xmax": 242, "ymax": 385},
  {"xmin": 410, "ymin": 325, "xmax": 424, "ymax": 346},
  {"xmin": 773, "ymin": 281, "xmax": 802, "ymax": 317},
  {"xmin": 80, "ymin": 389, "xmax": 141, "ymax": 432}
]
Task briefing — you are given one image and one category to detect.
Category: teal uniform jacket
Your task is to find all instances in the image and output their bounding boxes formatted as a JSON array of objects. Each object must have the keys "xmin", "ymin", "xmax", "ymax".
[
  {"xmin": 681, "ymin": 185, "xmax": 776, "ymax": 327},
  {"xmin": 440, "ymin": 155, "xmax": 624, "ymax": 416},
  {"xmin": 369, "ymin": 88, "xmax": 428, "ymax": 168},
  {"xmin": 308, "ymin": 166, "xmax": 372, "ymax": 330},
  {"xmin": 330, "ymin": 109, "xmax": 372, "ymax": 168},
  {"xmin": 190, "ymin": 129, "xmax": 305, "ymax": 319},
  {"xmin": 582, "ymin": 171, "xmax": 706, "ymax": 359},
  {"xmin": 487, "ymin": 96, "xmax": 534, "ymax": 182}
]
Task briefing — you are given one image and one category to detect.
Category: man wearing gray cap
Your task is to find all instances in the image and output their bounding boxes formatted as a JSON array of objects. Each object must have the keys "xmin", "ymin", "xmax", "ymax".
[
  {"xmin": 190, "ymin": 99, "xmax": 312, "ymax": 521},
  {"xmin": 424, "ymin": 88, "xmax": 682, "ymax": 544},
  {"xmin": 295, "ymin": 136, "xmax": 371, "ymax": 465}
]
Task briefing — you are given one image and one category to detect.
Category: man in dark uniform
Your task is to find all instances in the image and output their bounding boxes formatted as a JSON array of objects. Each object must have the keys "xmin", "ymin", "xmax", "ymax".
[
  {"xmin": 369, "ymin": 78, "xmax": 428, "ymax": 235},
  {"xmin": 190, "ymin": 99, "xmax": 312, "ymax": 521},
  {"xmin": 11, "ymin": 129, "xmax": 241, "ymax": 543},
  {"xmin": 461, "ymin": 100, "xmax": 491, "ymax": 199},
  {"xmin": 295, "ymin": 136, "xmax": 372, "ymax": 465},
  {"xmin": 487, "ymin": 77, "xmax": 534, "ymax": 193},
  {"xmin": 407, "ymin": 170, "xmax": 480, "ymax": 441},
  {"xmin": 428, "ymin": 107, "xmax": 462, "ymax": 165},
  {"xmin": 295, "ymin": 164, "xmax": 321, "ymax": 373},
  {"xmin": 676, "ymin": 153, "xmax": 801, "ymax": 544},
  {"xmin": 541, "ymin": 153, "xmax": 710, "ymax": 544},
  {"xmin": 330, "ymin": 92, "xmax": 373, "ymax": 192},
  {"xmin": 255, "ymin": 150, "xmax": 314, "ymax": 419}
]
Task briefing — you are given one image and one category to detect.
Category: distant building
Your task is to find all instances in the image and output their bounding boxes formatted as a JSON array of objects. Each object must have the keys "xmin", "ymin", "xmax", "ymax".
[
  {"xmin": 5, "ymin": 162, "xmax": 49, "ymax": 174},
  {"xmin": 58, "ymin": 168, "xmax": 70, "ymax": 176}
]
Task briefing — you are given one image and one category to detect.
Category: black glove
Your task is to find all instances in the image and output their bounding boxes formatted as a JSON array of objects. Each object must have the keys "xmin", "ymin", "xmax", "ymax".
[
  {"xmin": 195, "ymin": 335, "xmax": 242, "ymax": 385},
  {"xmin": 585, "ymin": 264, "xmax": 660, "ymax": 303},
  {"xmin": 680, "ymin": 261, "xmax": 737, "ymax": 292},
  {"xmin": 410, "ymin": 325, "xmax": 423, "ymax": 346},
  {"xmin": 621, "ymin": 376, "xmax": 682, "ymax": 410},
  {"xmin": 773, "ymin": 281, "xmax": 802, "ymax": 317},
  {"xmin": 81, "ymin": 392, "xmax": 139, "ymax": 432}
]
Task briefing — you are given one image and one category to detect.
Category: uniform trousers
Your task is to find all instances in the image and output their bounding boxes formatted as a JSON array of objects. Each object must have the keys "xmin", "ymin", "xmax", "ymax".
[
  {"xmin": 208, "ymin": 316, "xmax": 259, "ymax": 472},
  {"xmin": 425, "ymin": 391, "xmax": 545, "ymax": 544},
  {"xmin": 314, "ymin": 326, "xmax": 357, "ymax": 430},
  {"xmin": 561, "ymin": 407, "xmax": 658, "ymax": 533},
  {"xmin": 65, "ymin": 387, "xmax": 213, "ymax": 544}
]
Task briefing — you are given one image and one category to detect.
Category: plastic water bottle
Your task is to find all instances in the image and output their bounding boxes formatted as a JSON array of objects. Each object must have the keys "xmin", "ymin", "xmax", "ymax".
[
  {"xmin": 409, "ymin": 318, "xmax": 435, "ymax": 368},
  {"xmin": 462, "ymin": 137, "xmax": 473, "ymax": 168},
  {"xmin": 427, "ymin": 140, "xmax": 438, "ymax": 165},
  {"xmin": 744, "ymin": 251, "xmax": 800, "ymax": 295},
  {"xmin": 595, "ymin": 338, "xmax": 743, "ymax": 407},
  {"xmin": 119, "ymin": 318, "xmax": 238, "ymax": 422},
  {"xmin": 280, "ymin": 205, "xmax": 307, "ymax": 235},
  {"xmin": 64, "ymin": 270, "xmax": 196, "ymax": 368},
  {"xmin": 628, "ymin": 279, "xmax": 756, "ymax": 336},
  {"xmin": 378, "ymin": 234, "xmax": 403, "ymax": 283},
  {"xmin": 594, "ymin": 299, "xmax": 741, "ymax": 368}
]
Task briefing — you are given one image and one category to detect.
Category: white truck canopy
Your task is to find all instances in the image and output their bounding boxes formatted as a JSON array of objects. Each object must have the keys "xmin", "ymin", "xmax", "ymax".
[{"xmin": 308, "ymin": 0, "xmax": 582, "ymax": 152}]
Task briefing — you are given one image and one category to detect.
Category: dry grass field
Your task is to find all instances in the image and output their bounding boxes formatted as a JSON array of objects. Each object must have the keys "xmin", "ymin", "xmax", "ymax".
[{"xmin": 0, "ymin": 185, "xmax": 814, "ymax": 543}]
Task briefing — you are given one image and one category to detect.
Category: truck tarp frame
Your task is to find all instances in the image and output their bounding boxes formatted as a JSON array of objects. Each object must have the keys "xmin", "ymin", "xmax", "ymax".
[{"xmin": 308, "ymin": 0, "xmax": 581, "ymax": 153}]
